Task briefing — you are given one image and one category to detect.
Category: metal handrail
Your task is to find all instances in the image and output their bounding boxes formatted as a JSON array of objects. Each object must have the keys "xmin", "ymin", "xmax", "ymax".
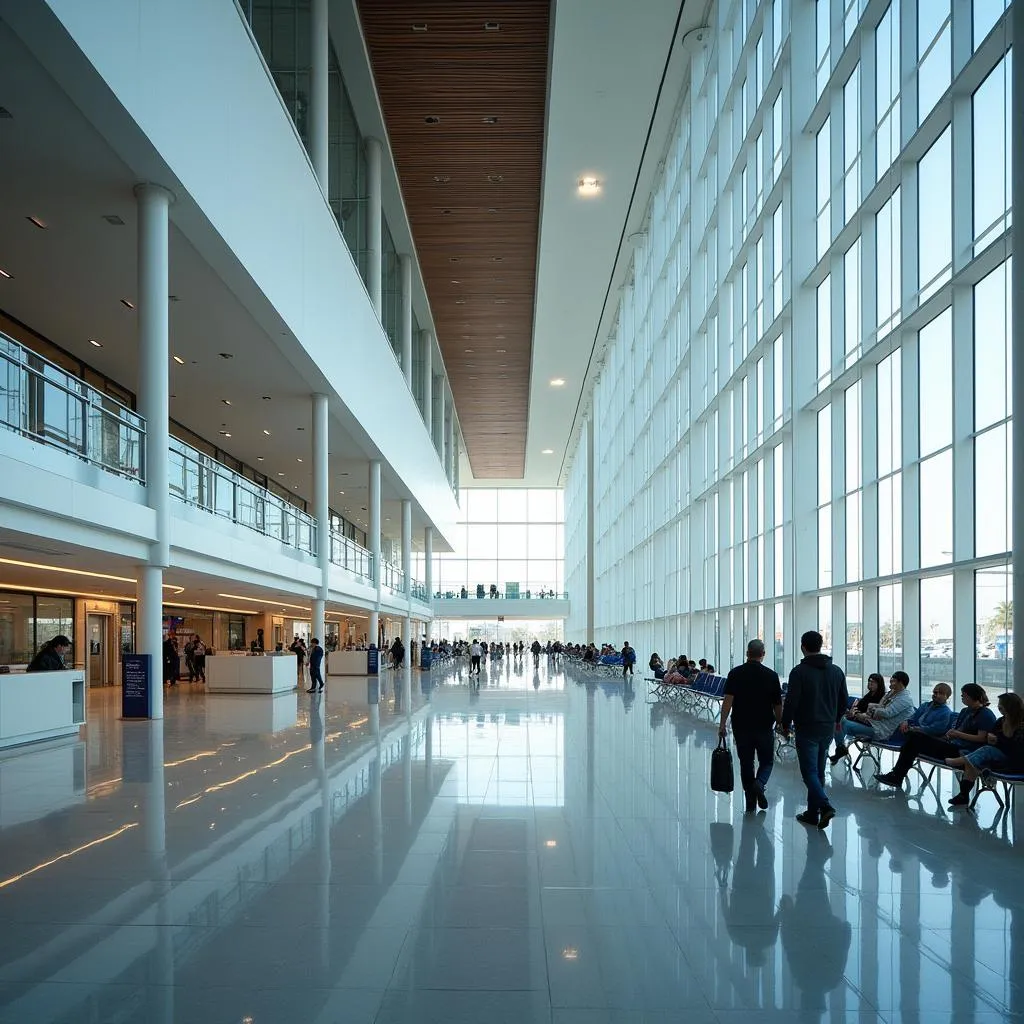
[
  {"xmin": 329, "ymin": 530, "xmax": 373, "ymax": 581},
  {"xmin": 433, "ymin": 585, "xmax": 568, "ymax": 600},
  {"xmin": 411, "ymin": 579, "xmax": 428, "ymax": 602},
  {"xmin": 381, "ymin": 559, "xmax": 405, "ymax": 593},
  {"xmin": 0, "ymin": 334, "xmax": 145, "ymax": 480},
  {"xmin": 168, "ymin": 438, "xmax": 317, "ymax": 555}
]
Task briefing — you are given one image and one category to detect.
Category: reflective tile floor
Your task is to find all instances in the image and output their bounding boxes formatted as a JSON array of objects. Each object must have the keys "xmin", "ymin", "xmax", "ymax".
[{"xmin": 0, "ymin": 658, "xmax": 1021, "ymax": 1023}]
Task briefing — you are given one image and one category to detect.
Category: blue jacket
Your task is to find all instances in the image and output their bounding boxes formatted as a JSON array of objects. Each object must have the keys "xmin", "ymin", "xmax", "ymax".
[{"xmin": 907, "ymin": 700, "xmax": 955, "ymax": 736}]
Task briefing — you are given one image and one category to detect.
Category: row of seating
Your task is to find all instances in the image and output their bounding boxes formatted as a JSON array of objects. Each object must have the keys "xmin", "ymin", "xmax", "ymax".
[{"xmin": 649, "ymin": 673, "xmax": 1023, "ymax": 811}]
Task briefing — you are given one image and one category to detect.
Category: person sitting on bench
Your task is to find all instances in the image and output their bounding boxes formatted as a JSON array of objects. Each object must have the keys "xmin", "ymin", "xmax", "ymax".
[
  {"xmin": 898, "ymin": 683, "xmax": 956, "ymax": 738},
  {"xmin": 944, "ymin": 692, "xmax": 1024, "ymax": 803},
  {"xmin": 829, "ymin": 671, "xmax": 915, "ymax": 764},
  {"xmin": 874, "ymin": 683, "xmax": 997, "ymax": 800},
  {"xmin": 649, "ymin": 653, "xmax": 666, "ymax": 680}
]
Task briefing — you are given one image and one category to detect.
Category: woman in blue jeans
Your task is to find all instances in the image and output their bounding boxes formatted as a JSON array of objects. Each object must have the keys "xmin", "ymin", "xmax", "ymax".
[
  {"xmin": 829, "ymin": 671, "xmax": 915, "ymax": 764},
  {"xmin": 944, "ymin": 692, "xmax": 1024, "ymax": 801}
]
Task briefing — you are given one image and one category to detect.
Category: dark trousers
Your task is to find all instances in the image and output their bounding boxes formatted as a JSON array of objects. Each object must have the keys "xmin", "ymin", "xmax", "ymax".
[
  {"xmin": 733, "ymin": 725, "xmax": 776, "ymax": 792},
  {"xmin": 891, "ymin": 732, "xmax": 960, "ymax": 780},
  {"xmin": 309, "ymin": 664, "xmax": 323, "ymax": 689},
  {"xmin": 471, "ymin": 655, "xmax": 481, "ymax": 674}
]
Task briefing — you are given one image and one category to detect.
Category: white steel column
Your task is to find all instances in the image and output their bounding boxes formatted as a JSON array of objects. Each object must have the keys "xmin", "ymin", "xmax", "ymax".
[
  {"xmin": 401, "ymin": 498, "xmax": 413, "ymax": 655},
  {"xmin": 135, "ymin": 183, "xmax": 172, "ymax": 720},
  {"xmin": 312, "ymin": 394, "xmax": 329, "ymax": 645},
  {"xmin": 369, "ymin": 459, "xmax": 382, "ymax": 647},
  {"xmin": 446, "ymin": 388, "xmax": 455, "ymax": 484},
  {"xmin": 424, "ymin": 526, "xmax": 434, "ymax": 640},
  {"xmin": 366, "ymin": 138, "xmax": 383, "ymax": 317},
  {"xmin": 1013, "ymin": 0, "xmax": 1024, "ymax": 697},
  {"xmin": 422, "ymin": 331, "xmax": 433, "ymax": 434},
  {"xmin": 400, "ymin": 255, "xmax": 413, "ymax": 387},
  {"xmin": 586, "ymin": 414, "xmax": 595, "ymax": 643},
  {"xmin": 309, "ymin": 0, "xmax": 329, "ymax": 191}
]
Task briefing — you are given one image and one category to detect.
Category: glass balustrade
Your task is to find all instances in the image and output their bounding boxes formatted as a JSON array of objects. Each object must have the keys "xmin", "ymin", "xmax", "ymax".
[
  {"xmin": 168, "ymin": 438, "xmax": 316, "ymax": 555},
  {"xmin": 329, "ymin": 531, "xmax": 372, "ymax": 582},
  {"xmin": 381, "ymin": 560, "xmax": 405, "ymax": 594},
  {"xmin": 0, "ymin": 334, "xmax": 145, "ymax": 480},
  {"xmin": 411, "ymin": 579, "xmax": 428, "ymax": 602},
  {"xmin": 433, "ymin": 584, "xmax": 568, "ymax": 600}
]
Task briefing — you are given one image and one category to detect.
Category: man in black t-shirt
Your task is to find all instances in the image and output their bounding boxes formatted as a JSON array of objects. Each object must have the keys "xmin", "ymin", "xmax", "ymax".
[{"xmin": 719, "ymin": 639, "xmax": 784, "ymax": 812}]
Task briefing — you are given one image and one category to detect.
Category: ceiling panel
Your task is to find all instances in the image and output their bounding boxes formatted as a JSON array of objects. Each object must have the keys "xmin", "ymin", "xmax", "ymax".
[{"xmin": 357, "ymin": 0, "xmax": 551, "ymax": 478}]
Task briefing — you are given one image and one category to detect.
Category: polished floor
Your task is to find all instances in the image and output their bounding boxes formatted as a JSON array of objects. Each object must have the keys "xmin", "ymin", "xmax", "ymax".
[{"xmin": 0, "ymin": 658, "xmax": 1020, "ymax": 1023}]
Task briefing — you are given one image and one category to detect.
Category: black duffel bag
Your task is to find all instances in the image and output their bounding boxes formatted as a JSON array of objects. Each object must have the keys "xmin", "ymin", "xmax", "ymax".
[{"xmin": 710, "ymin": 737, "xmax": 735, "ymax": 793}]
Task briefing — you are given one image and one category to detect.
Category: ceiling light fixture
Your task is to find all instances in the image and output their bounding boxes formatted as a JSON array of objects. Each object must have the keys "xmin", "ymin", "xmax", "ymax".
[
  {"xmin": 88, "ymin": 338, "xmax": 103, "ymax": 348},
  {"xmin": 425, "ymin": 115, "xmax": 441, "ymax": 124},
  {"xmin": 577, "ymin": 176, "xmax": 602, "ymax": 196},
  {"xmin": 219, "ymin": 431, "xmax": 232, "ymax": 438},
  {"xmin": 102, "ymin": 214, "xmax": 125, "ymax": 226},
  {"xmin": 484, "ymin": 21, "xmax": 500, "ymax": 30},
  {"xmin": 296, "ymin": 457, "xmax": 303, "ymax": 463},
  {"xmin": 172, "ymin": 355, "xmax": 185, "ymax": 365},
  {"xmin": 542, "ymin": 448, "xmax": 554, "ymax": 454},
  {"xmin": 219, "ymin": 352, "xmax": 233, "ymax": 360},
  {"xmin": 487, "ymin": 173, "xmax": 504, "ymax": 183},
  {"xmin": 433, "ymin": 174, "xmax": 450, "ymax": 183},
  {"xmin": 0, "ymin": 268, "xmax": 11, "ymax": 280},
  {"xmin": 496, "ymin": 348, "xmax": 506, "ymax": 353},
  {"xmin": 277, "ymin": 472, "xmax": 285, "ymax": 476},
  {"xmin": 262, "ymin": 395, "xmax": 272, "ymax": 401},
  {"xmin": 257, "ymin": 457, "xmax": 264, "ymax": 462},
  {"xmin": 482, "ymin": 116, "xmax": 498, "ymax": 124},
  {"xmin": 221, "ymin": 399, "xmax": 231, "ymax": 406},
  {"xmin": 26, "ymin": 215, "xmax": 46, "ymax": 229},
  {"xmin": 550, "ymin": 378, "xmax": 566, "ymax": 387},
  {"xmin": 412, "ymin": 22, "xmax": 427, "ymax": 31},
  {"xmin": 120, "ymin": 298, "xmax": 135, "ymax": 310},
  {"xmin": 449, "ymin": 256, "xmax": 460, "ymax": 263}
]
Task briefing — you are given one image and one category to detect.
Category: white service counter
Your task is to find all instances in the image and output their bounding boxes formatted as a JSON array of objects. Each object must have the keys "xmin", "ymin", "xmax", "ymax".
[
  {"xmin": 205, "ymin": 654, "xmax": 297, "ymax": 694},
  {"xmin": 0, "ymin": 670, "xmax": 85, "ymax": 749},
  {"xmin": 327, "ymin": 650, "xmax": 371, "ymax": 676}
]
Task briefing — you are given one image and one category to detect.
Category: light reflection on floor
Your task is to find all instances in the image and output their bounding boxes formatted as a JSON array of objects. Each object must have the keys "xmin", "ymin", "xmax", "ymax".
[{"xmin": 0, "ymin": 661, "xmax": 1019, "ymax": 1023}]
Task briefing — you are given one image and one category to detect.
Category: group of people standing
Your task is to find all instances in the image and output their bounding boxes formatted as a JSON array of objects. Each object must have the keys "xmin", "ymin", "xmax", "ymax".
[
  {"xmin": 161, "ymin": 634, "xmax": 206, "ymax": 685},
  {"xmin": 717, "ymin": 630, "xmax": 1024, "ymax": 826}
]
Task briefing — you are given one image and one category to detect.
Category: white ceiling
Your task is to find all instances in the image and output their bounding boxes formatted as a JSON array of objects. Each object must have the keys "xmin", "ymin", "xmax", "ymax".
[{"xmin": 463, "ymin": 0, "xmax": 705, "ymax": 487}]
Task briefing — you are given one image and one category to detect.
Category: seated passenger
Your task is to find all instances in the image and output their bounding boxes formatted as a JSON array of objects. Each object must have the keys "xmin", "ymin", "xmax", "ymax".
[
  {"xmin": 829, "ymin": 671, "xmax": 915, "ymax": 764},
  {"xmin": 851, "ymin": 673, "xmax": 887, "ymax": 714},
  {"xmin": 898, "ymin": 683, "xmax": 955, "ymax": 738},
  {"xmin": 944, "ymin": 693, "xmax": 1024, "ymax": 802},
  {"xmin": 875, "ymin": 683, "xmax": 997, "ymax": 795},
  {"xmin": 664, "ymin": 654, "xmax": 689, "ymax": 685},
  {"xmin": 649, "ymin": 653, "xmax": 666, "ymax": 679}
]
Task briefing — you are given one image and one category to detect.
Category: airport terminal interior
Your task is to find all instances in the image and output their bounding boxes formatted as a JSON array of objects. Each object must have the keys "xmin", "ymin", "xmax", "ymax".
[{"xmin": 0, "ymin": 0, "xmax": 1021, "ymax": 1021}]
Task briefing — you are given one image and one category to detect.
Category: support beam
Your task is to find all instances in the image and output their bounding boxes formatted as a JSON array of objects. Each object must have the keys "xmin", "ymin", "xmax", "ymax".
[
  {"xmin": 400, "ymin": 254, "xmax": 413, "ymax": 387},
  {"xmin": 1013, "ymin": 0, "xmax": 1024, "ymax": 697},
  {"xmin": 309, "ymin": 0, "xmax": 329, "ymax": 190},
  {"xmin": 135, "ymin": 182, "xmax": 172, "ymax": 719},
  {"xmin": 312, "ymin": 393, "xmax": 329, "ymax": 646},
  {"xmin": 366, "ymin": 138, "xmax": 383, "ymax": 317}
]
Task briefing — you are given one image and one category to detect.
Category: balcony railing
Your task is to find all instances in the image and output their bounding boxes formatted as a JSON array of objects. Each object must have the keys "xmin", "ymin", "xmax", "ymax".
[
  {"xmin": 329, "ymin": 530, "xmax": 372, "ymax": 581},
  {"xmin": 411, "ymin": 579, "xmax": 428, "ymax": 602},
  {"xmin": 169, "ymin": 438, "xmax": 316, "ymax": 555},
  {"xmin": 0, "ymin": 334, "xmax": 145, "ymax": 480},
  {"xmin": 381, "ymin": 559, "xmax": 405, "ymax": 594},
  {"xmin": 434, "ymin": 584, "xmax": 568, "ymax": 600}
]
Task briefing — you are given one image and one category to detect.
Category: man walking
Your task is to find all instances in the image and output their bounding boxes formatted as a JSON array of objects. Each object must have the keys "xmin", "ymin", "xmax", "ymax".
[
  {"xmin": 306, "ymin": 638, "xmax": 325, "ymax": 693},
  {"xmin": 621, "ymin": 641, "xmax": 636, "ymax": 678},
  {"xmin": 780, "ymin": 630, "xmax": 849, "ymax": 829},
  {"xmin": 469, "ymin": 639, "xmax": 482, "ymax": 675},
  {"xmin": 719, "ymin": 639, "xmax": 783, "ymax": 812}
]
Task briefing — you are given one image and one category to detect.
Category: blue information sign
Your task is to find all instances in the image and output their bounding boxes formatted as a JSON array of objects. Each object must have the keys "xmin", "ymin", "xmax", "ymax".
[
  {"xmin": 367, "ymin": 644, "xmax": 379, "ymax": 676},
  {"xmin": 420, "ymin": 648, "xmax": 433, "ymax": 670},
  {"xmin": 122, "ymin": 653, "xmax": 151, "ymax": 719}
]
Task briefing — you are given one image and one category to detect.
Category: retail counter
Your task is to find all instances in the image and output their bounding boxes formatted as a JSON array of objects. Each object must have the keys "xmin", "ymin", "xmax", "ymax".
[
  {"xmin": 205, "ymin": 654, "xmax": 297, "ymax": 694},
  {"xmin": 0, "ymin": 670, "xmax": 85, "ymax": 749},
  {"xmin": 326, "ymin": 650, "xmax": 372, "ymax": 676}
]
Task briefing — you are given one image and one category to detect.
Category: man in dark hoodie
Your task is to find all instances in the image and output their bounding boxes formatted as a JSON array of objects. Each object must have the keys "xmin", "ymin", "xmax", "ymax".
[{"xmin": 780, "ymin": 630, "xmax": 849, "ymax": 829}]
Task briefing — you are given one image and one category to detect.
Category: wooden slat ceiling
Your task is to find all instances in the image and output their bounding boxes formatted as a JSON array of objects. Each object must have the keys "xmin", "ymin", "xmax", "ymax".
[{"xmin": 357, "ymin": 0, "xmax": 551, "ymax": 479}]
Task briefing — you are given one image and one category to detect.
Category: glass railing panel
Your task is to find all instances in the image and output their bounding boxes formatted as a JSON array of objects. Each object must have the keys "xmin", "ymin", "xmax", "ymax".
[
  {"xmin": 168, "ymin": 438, "xmax": 316, "ymax": 556},
  {"xmin": 0, "ymin": 334, "xmax": 145, "ymax": 480},
  {"xmin": 433, "ymin": 584, "xmax": 568, "ymax": 600},
  {"xmin": 329, "ymin": 532, "xmax": 373, "ymax": 581}
]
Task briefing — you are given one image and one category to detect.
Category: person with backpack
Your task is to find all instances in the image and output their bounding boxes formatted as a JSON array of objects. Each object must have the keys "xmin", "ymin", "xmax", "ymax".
[
  {"xmin": 621, "ymin": 641, "xmax": 636, "ymax": 678},
  {"xmin": 779, "ymin": 630, "xmax": 849, "ymax": 830}
]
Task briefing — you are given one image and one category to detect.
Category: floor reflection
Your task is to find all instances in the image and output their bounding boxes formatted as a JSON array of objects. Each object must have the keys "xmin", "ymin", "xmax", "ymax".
[{"xmin": 0, "ymin": 665, "xmax": 1018, "ymax": 1022}]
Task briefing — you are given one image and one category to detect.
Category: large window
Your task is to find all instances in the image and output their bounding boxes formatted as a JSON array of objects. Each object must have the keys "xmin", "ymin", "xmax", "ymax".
[
  {"xmin": 424, "ymin": 489, "xmax": 565, "ymax": 598},
  {"xmin": 0, "ymin": 591, "xmax": 74, "ymax": 666}
]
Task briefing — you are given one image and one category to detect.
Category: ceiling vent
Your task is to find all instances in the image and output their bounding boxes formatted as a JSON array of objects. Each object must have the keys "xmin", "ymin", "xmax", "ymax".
[
  {"xmin": 102, "ymin": 214, "xmax": 125, "ymax": 226},
  {"xmin": 484, "ymin": 21, "xmax": 500, "ymax": 30},
  {"xmin": 424, "ymin": 115, "xmax": 441, "ymax": 124},
  {"xmin": 412, "ymin": 23, "xmax": 427, "ymax": 32},
  {"xmin": 482, "ymin": 116, "xmax": 498, "ymax": 125}
]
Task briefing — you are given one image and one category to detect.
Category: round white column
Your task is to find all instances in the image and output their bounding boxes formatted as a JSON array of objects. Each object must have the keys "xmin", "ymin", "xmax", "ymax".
[
  {"xmin": 400, "ymin": 254, "xmax": 413, "ymax": 386},
  {"xmin": 313, "ymin": 393, "xmax": 329, "ymax": 644}
]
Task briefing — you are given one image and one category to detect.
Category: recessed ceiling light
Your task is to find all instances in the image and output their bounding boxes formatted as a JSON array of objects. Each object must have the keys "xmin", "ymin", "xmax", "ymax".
[
  {"xmin": 262, "ymin": 395, "xmax": 272, "ymax": 401},
  {"xmin": 0, "ymin": 268, "xmax": 11, "ymax": 280},
  {"xmin": 412, "ymin": 22, "xmax": 427, "ymax": 31},
  {"xmin": 441, "ymin": 208, "xmax": 452, "ymax": 215},
  {"xmin": 487, "ymin": 208, "xmax": 498, "ymax": 214},
  {"xmin": 496, "ymin": 348, "xmax": 506, "ymax": 353},
  {"xmin": 455, "ymin": 298, "xmax": 466, "ymax": 304},
  {"xmin": 484, "ymin": 21, "xmax": 500, "ymax": 30},
  {"xmin": 487, "ymin": 174, "xmax": 504, "ymax": 183},
  {"xmin": 219, "ymin": 352, "xmax": 233, "ymax": 360},
  {"xmin": 451, "ymin": 279, "xmax": 461, "ymax": 284},
  {"xmin": 465, "ymin": 347, "xmax": 474, "ymax": 352},
  {"xmin": 296, "ymin": 457, "xmax": 303, "ymax": 463},
  {"xmin": 263, "ymin": 429, "xmax": 271, "ymax": 436},
  {"xmin": 102, "ymin": 214, "xmax": 125, "ymax": 226},
  {"xmin": 172, "ymin": 355, "xmax": 185, "ymax": 365},
  {"xmin": 433, "ymin": 174, "xmax": 450, "ymax": 183},
  {"xmin": 425, "ymin": 115, "xmax": 441, "ymax": 124},
  {"xmin": 26, "ymin": 215, "xmax": 46, "ymax": 229},
  {"xmin": 449, "ymin": 256, "xmax": 460, "ymax": 263},
  {"xmin": 482, "ymin": 116, "xmax": 498, "ymax": 124},
  {"xmin": 219, "ymin": 431, "xmax": 232, "ymax": 438},
  {"xmin": 542, "ymin": 448, "xmax": 554, "ymax": 454},
  {"xmin": 221, "ymin": 399, "xmax": 231, "ymax": 406},
  {"xmin": 491, "ymin": 256, "xmax": 504, "ymax": 262},
  {"xmin": 339, "ymin": 490, "xmax": 345, "ymax": 495},
  {"xmin": 550, "ymin": 378, "xmax": 566, "ymax": 387},
  {"xmin": 495, "ymin": 298, "xmax": 508, "ymax": 304},
  {"xmin": 278, "ymin": 472, "xmax": 285, "ymax": 476},
  {"xmin": 578, "ymin": 176, "xmax": 602, "ymax": 196},
  {"xmin": 257, "ymin": 457, "xmax": 264, "ymax": 462},
  {"xmin": 88, "ymin": 338, "xmax": 103, "ymax": 348},
  {"xmin": 120, "ymin": 298, "xmax": 135, "ymax": 310}
]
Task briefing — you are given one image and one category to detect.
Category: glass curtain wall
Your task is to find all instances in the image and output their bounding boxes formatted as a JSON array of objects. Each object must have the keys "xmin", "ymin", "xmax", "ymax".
[
  {"xmin": 417, "ymin": 489, "xmax": 565, "ymax": 598},
  {"xmin": 563, "ymin": 0, "xmax": 1013, "ymax": 703}
]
